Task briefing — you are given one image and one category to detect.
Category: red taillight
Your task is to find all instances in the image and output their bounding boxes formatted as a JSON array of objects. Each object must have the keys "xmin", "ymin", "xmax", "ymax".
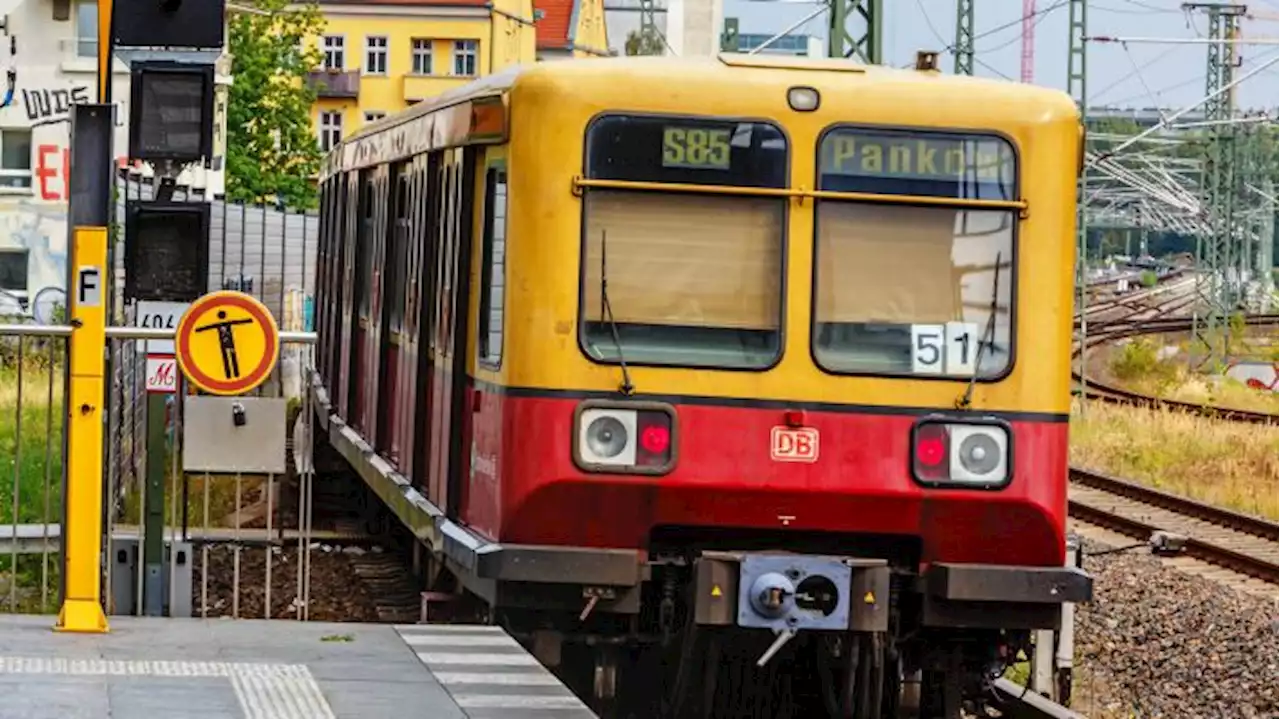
[
  {"xmin": 913, "ymin": 423, "xmax": 950, "ymax": 480},
  {"xmin": 636, "ymin": 411, "xmax": 674, "ymax": 467},
  {"xmin": 915, "ymin": 436, "xmax": 945, "ymax": 466},
  {"xmin": 640, "ymin": 425, "xmax": 670, "ymax": 454}
]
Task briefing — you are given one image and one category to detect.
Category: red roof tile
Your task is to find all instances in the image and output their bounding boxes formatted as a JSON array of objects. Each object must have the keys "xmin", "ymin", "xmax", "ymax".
[{"xmin": 534, "ymin": 0, "xmax": 574, "ymax": 49}]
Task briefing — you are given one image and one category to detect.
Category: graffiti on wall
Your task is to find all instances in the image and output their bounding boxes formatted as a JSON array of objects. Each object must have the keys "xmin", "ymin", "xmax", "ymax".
[
  {"xmin": 20, "ymin": 85, "xmax": 91, "ymax": 127},
  {"xmin": 33, "ymin": 144, "xmax": 130, "ymax": 201},
  {"xmin": 0, "ymin": 199, "xmax": 71, "ymax": 302}
]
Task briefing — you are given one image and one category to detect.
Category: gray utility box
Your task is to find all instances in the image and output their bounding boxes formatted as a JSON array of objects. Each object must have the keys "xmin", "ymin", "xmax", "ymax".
[
  {"xmin": 109, "ymin": 537, "xmax": 194, "ymax": 617},
  {"xmin": 183, "ymin": 396, "xmax": 288, "ymax": 475}
]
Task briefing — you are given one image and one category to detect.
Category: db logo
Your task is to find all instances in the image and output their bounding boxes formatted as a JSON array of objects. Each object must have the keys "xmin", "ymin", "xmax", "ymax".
[{"xmin": 770, "ymin": 426, "xmax": 820, "ymax": 463}]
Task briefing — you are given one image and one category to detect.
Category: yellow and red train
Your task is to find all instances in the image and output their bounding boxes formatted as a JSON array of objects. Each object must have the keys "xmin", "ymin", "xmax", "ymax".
[{"xmin": 311, "ymin": 53, "xmax": 1092, "ymax": 717}]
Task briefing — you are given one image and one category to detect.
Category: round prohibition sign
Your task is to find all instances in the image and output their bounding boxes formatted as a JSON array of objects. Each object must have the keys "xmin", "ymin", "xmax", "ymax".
[{"xmin": 174, "ymin": 291, "xmax": 280, "ymax": 396}]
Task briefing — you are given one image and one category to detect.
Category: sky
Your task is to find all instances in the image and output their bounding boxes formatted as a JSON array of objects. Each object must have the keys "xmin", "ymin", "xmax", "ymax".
[{"xmin": 603, "ymin": 0, "xmax": 1280, "ymax": 112}]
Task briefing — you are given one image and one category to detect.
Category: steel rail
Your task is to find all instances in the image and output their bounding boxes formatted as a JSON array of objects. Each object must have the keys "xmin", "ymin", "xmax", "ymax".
[{"xmin": 1068, "ymin": 468, "xmax": 1280, "ymax": 584}]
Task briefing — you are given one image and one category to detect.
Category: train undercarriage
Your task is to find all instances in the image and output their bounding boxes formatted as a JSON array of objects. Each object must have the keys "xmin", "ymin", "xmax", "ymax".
[{"xmin": 415, "ymin": 528, "xmax": 1089, "ymax": 719}]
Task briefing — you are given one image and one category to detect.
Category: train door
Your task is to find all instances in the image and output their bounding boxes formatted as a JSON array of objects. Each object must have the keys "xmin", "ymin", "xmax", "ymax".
[
  {"xmin": 412, "ymin": 153, "xmax": 442, "ymax": 491},
  {"xmin": 364, "ymin": 168, "xmax": 390, "ymax": 440},
  {"xmin": 397, "ymin": 155, "xmax": 428, "ymax": 477},
  {"xmin": 427, "ymin": 146, "xmax": 476, "ymax": 519},
  {"xmin": 337, "ymin": 171, "xmax": 362, "ymax": 420},
  {"xmin": 461, "ymin": 146, "xmax": 507, "ymax": 535},
  {"xmin": 326, "ymin": 178, "xmax": 348, "ymax": 393},
  {"xmin": 377, "ymin": 164, "xmax": 409, "ymax": 462}
]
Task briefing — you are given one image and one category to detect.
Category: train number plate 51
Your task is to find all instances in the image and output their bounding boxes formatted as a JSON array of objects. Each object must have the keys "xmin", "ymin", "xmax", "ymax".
[{"xmin": 770, "ymin": 427, "xmax": 820, "ymax": 463}]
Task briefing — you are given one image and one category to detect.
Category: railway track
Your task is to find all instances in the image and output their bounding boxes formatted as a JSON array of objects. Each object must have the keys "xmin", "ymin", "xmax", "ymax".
[
  {"xmin": 1073, "ymin": 288, "xmax": 1279, "ymax": 424},
  {"xmin": 1068, "ymin": 467, "xmax": 1279, "ymax": 585}
]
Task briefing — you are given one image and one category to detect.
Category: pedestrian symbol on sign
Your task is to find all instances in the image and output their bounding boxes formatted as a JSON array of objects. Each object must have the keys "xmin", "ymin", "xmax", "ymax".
[{"xmin": 195, "ymin": 310, "xmax": 253, "ymax": 380}]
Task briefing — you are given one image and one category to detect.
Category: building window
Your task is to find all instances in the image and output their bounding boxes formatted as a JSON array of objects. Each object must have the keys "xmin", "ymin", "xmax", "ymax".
[
  {"xmin": 319, "ymin": 112, "xmax": 343, "ymax": 151},
  {"xmin": 75, "ymin": 0, "xmax": 98, "ymax": 58},
  {"xmin": 0, "ymin": 250, "xmax": 28, "ymax": 293},
  {"xmin": 365, "ymin": 36, "xmax": 388, "ymax": 75},
  {"xmin": 452, "ymin": 40, "xmax": 477, "ymax": 76},
  {"xmin": 0, "ymin": 129, "xmax": 32, "ymax": 190},
  {"xmin": 322, "ymin": 36, "xmax": 345, "ymax": 70},
  {"xmin": 411, "ymin": 38, "xmax": 433, "ymax": 75},
  {"xmin": 363, "ymin": 111, "xmax": 386, "ymax": 124}
]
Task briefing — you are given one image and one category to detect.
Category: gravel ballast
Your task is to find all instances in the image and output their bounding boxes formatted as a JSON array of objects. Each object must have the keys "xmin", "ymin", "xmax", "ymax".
[{"xmin": 1069, "ymin": 536, "xmax": 1278, "ymax": 718}]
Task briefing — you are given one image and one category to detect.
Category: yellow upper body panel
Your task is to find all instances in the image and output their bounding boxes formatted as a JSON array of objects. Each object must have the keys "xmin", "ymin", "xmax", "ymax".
[{"xmin": 455, "ymin": 56, "xmax": 1081, "ymax": 416}]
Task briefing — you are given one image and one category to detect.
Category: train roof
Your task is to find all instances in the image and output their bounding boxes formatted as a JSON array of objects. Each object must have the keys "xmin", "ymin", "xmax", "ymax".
[{"xmin": 333, "ymin": 53, "xmax": 1080, "ymax": 169}]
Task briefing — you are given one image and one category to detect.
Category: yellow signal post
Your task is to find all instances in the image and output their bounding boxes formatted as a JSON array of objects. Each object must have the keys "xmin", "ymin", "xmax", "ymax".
[
  {"xmin": 56, "ymin": 225, "xmax": 110, "ymax": 634},
  {"xmin": 55, "ymin": 0, "xmax": 113, "ymax": 633}
]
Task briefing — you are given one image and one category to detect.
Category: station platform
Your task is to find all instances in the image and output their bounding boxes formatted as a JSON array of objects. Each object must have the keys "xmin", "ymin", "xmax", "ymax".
[{"xmin": 0, "ymin": 615, "xmax": 596, "ymax": 719}]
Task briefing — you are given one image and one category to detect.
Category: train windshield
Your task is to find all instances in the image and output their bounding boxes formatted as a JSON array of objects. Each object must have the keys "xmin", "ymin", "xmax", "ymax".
[
  {"xmin": 812, "ymin": 127, "xmax": 1017, "ymax": 379},
  {"xmin": 579, "ymin": 115, "xmax": 788, "ymax": 370}
]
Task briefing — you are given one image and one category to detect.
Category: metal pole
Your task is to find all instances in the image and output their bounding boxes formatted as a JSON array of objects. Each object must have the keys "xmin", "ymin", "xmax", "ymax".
[
  {"xmin": 954, "ymin": 0, "xmax": 974, "ymax": 75},
  {"xmin": 142, "ymin": 391, "xmax": 166, "ymax": 615},
  {"xmin": 56, "ymin": 104, "xmax": 114, "ymax": 634},
  {"xmin": 1068, "ymin": 0, "xmax": 1088, "ymax": 413},
  {"xmin": 829, "ymin": 0, "xmax": 881, "ymax": 63}
]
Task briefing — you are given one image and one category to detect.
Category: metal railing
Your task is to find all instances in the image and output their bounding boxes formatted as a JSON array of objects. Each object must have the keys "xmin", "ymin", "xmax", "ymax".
[{"xmin": 0, "ymin": 320, "xmax": 327, "ymax": 621}]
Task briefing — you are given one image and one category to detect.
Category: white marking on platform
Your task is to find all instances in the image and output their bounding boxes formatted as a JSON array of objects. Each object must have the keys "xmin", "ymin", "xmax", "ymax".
[
  {"xmin": 0, "ymin": 656, "xmax": 335, "ymax": 719},
  {"xmin": 400, "ymin": 633, "xmax": 520, "ymax": 647},
  {"xmin": 433, "ymin": 671, "xmax": 564, "ymax": 686},
  {"xmin": 395, "ymin": 623, "xmax": 507, "ymax": 632},
  {"xmin": 455, "ymin": 694, "xmax": 590, "ymax": 709},
  {"xmin": 396, "ymin": 625, "xmax": 596, "ymax": 717},
  {"xmin": 417, "ymin": 651, "xmax": 542, "ymax": 666}
]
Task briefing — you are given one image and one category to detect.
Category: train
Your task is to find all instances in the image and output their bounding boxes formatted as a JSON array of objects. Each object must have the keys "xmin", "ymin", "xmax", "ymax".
[{"xmin": 309, "ymin": 52, "xmax": 1093, "ymax": 718}]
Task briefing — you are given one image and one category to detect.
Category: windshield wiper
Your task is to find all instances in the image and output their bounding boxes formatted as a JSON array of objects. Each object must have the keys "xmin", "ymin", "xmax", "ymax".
[
  {"xmin": 957, "ymin": 250, "xmax": 1002, "ymax": 410},
  {"xmin": 599, "ymin": 229, "xmax": 635, "ymax": 396}
]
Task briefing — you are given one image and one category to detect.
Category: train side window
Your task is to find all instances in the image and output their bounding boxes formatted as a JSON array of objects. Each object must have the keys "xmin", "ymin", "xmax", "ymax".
[{"xmin": 477, "ymin": 165, "xmax": 507, "ymax": 367}]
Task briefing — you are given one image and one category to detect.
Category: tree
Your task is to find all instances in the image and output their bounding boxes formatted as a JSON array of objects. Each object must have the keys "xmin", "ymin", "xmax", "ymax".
[
  {"xmin": 624, "ymin": 30, "xmax": 664, "ymax": 57},
  {"xmin": 225, "ymin": 0, "xmax": 325, "ymax": 208}
]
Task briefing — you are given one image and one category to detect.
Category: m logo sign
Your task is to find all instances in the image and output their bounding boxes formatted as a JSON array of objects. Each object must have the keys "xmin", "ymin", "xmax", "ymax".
[
  {"xmin": 146, "ymin": 356, "xmax": 177, "ymax": 394},
  {"xmin": 770, "ymin": 427, "xmax": 819, "ymax": 463}
]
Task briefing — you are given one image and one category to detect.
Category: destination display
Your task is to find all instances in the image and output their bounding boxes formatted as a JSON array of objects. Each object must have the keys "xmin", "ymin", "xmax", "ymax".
[
  {"xmin": 586, "ymin": 114, "xmax": 788, "ymax": 188},
  {"xmin": 818, "ymin": 128, "xmax": 1017, "ymax": 200}
]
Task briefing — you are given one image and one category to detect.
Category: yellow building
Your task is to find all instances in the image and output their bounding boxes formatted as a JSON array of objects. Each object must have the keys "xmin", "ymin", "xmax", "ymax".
[
  {"xmin": 532, "ymin": 0, "xmax": 611, "ymax": 60},
  {"xmin": 305, "ymin": 0, "xmax": 539, "ymax": 148}
]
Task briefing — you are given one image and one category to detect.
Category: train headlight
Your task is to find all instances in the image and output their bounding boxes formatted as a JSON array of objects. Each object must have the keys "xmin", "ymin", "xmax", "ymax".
[
  {"xmin": 574, "ymin": 401, "xmax": 677, "ymax": 475},
  {"xmin": 582, "ymin": 412, "xmax": 633, "ymax": 464},
  {"xmin": 910, "ymin": 419, "xmax": 1011, "ymax": 488}
]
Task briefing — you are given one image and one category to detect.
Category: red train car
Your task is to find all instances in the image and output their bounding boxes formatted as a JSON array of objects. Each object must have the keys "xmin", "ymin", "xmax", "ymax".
[{"xmin": 312, "ymin": 57, "xmax": 1092, "ymax": 717}]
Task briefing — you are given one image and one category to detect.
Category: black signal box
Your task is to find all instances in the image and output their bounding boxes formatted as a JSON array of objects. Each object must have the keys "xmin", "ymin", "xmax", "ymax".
[
  {"xmin": 128, "ymin": 62, "xmax": 215, "ymax": 164},
  {"xmin": 124, "ymin": 200, "xmax": 210, "ymax": 303},
  {"xmin": 113, "ymin": 0, "xmax": 225, "ymax": 50}
]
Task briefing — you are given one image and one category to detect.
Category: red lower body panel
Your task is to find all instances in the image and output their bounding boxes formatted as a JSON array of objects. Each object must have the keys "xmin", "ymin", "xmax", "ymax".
[{"xmin": 465, "ymin": 393, "xmax": 1069, "ymax": 568}]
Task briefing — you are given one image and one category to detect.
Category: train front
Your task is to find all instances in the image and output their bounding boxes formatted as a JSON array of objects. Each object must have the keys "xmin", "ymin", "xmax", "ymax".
[{"xmin": 488, "ymin": 63, "xmax": 1093, "ymax": 714}]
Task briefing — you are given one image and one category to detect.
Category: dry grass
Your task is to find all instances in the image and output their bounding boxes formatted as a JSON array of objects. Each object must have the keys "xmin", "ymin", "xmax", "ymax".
[{"xmin": 1069, "ymin": 399, "xmax": 1279, "ymax": 520}]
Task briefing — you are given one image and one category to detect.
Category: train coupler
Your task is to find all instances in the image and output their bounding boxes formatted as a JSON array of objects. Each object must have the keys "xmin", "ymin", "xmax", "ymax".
[{"xmin": 691, "ymin": 551, "xmax": 891, "ymax": 641}]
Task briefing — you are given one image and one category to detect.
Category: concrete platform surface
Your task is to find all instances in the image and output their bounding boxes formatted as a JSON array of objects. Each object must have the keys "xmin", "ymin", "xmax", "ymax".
[{"xmin": 0, "ymin": 615, "xmax": 596, "ymax": 719}]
